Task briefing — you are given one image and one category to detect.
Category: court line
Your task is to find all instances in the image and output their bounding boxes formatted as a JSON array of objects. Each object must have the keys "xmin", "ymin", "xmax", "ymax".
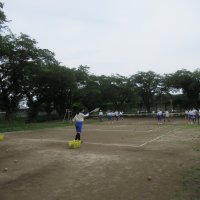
[
  {"xmin": 5, "ymin": 139, "xmax": 139, "ymax": 148},
  {"xmin": 85, "ymin": 128, "xmax": 178, "ymax": 148},
  {"xmin": 9, "ymin": 127, "xmax": 177, "ymax": 148},
  {"xmin": 9, "ymin": 138, "xmax": 67, "ymax": 143},
  {"xmin": 84, "ymin": 142, "xmax": 140, "ymax": 148},
  {"xmin": 66, "ymin": 126, "xmax": 164, "ymax": 133},
  {"xmin": 96, "ymin": 125, "xmax": 165, "ymax": 133},
  {"xmin": 138, "ymin": 128, "xmax": 177, "ymax": 147},
  {"xmin": 66, "ymin": 128, "xmax": 153, "ymax": 132},
  {"xmin": 89, "ymin": 129, "xmax": 154, "ymax": 132}
]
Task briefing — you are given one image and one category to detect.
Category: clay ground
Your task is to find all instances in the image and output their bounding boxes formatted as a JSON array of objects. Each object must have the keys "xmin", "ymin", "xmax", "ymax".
[{"xmin": 0, "ymin": 118, "xmax": 200, "ymax": 200}]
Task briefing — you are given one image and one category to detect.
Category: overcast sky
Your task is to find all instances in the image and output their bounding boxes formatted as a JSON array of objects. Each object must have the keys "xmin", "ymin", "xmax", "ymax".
[{"xmin": 3, "ymin": 0, "xmax": 200, "ymax": 76}]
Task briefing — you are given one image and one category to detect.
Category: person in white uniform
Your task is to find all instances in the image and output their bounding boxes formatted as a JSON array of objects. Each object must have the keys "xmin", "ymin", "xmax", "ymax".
[{"xmin": 72, "ymin": 109, "xmax": 89, "ymax": 140}]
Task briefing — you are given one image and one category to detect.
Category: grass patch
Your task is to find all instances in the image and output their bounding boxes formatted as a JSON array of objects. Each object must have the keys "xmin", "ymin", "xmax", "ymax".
[
  {"xmin": 0, "ymin": 118, "xmax": 100, "ymax": 133},
  {"xmin": 193, "ymin": 147, "xmax": 200, "ymax": 152},
  {"xmin": 182, "ymin": 165, "xmax": 200, "ymax": 198},
  {"xmin": 175, "ymin": 124, "xmax": 200, "ymax": 130},
  {"xmin": 162, "ymin": 123, "xmax": 200, "ymax": 129},
  {"xmin": 0, "ymin": 119, "xmax": 73, "ymax": 133}
]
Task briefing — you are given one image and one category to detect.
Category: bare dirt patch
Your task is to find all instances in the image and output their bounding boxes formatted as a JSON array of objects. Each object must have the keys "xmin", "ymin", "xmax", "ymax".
[{"xmin": 0, "ymin": 118, "xmax": 200, "ymax": 200}]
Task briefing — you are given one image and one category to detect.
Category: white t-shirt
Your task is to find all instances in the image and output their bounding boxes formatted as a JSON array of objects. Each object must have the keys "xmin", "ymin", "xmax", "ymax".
[
  {"xmin": 99, "ymin": 111, "xmax": 103, "ymax": 116},
  {"xmin": 165, "ymin": 111, "xmax": 170, "ymax": 117},
  {"xmin": 115, "ymin": 111, "xmax": 119, "ymax": 116},
  {"xmin": 192, "ymin": 109, "xmax": 197, "ymax": 116},
  {"xmin": 157, "ymin": 111, "xmax": 162, "ymax": 116},
  {"xmin": 72, "ymin": 112, "xmax": 89, "ymax": 122}
]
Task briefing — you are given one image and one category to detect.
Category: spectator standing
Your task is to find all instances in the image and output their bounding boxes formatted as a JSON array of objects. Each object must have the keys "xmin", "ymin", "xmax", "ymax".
[
  {"xmin": 156, "ymin": 110, "xmax": 163, "ymax": 125},
  {"xmin": 98, "ymin": 110, "xmax": 103, "ymax": 122}
]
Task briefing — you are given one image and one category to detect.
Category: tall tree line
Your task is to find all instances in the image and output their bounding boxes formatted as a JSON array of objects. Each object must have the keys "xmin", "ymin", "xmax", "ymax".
[{"xmin": 1, "ymin": 2, "xmax": 200, "ymax": 120}]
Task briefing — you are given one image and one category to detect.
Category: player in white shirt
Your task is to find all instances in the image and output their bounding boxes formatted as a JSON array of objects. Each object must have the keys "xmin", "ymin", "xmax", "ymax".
[
  {"xmin": 164, "ymin": 110, "xmax": 170, "ymax": 122},
  {"xmin": 98, "ymin": 110, "xmax": 103, "ymax": 122},
  {"xmin": 72, "ymin": 110, "xmax": 89, "ymax": 140},
  {"xmin": 114, "ymin": 110, "xmax": 119, "ymax": 121},
  {"xmin": 156, "ymin": 110, "xmax": 163, "ymax": 124}
]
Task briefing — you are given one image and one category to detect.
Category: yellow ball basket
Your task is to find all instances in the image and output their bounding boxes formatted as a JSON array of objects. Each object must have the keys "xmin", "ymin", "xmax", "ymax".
[
  {"xmin": 0, "ymin": 134, "xmax": 5, "ymax": 141},
  {"xmin": 67, "ymin": 140, "xmax": 81, "ymax": 149}
]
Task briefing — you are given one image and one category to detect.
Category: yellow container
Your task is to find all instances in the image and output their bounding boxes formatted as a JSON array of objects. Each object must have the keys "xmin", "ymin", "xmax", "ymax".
[
  {"xmin": 0, "ymin": 134, "xmax": 5, "ymax": 141},
  {"xmin": 67, "ymin": 140, "xmax": 81, "ymax": 149}
]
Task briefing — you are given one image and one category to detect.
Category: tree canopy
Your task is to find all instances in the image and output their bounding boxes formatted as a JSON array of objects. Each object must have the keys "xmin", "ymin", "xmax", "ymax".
[
  {"xmin": 0, "ymin": 3, "xmax": 200, "ymax": 120},
  {"xmin": 0, "ymin": 2, "xmax": 7, "ymax": 31}
]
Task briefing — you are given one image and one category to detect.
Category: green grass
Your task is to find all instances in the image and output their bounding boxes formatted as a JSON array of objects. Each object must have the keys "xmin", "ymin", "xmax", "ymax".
[
  {"xmin": 195, "ymin": 148, "xmax": 200, "ymax": 152},
  {"xmin": 0, "ymin": 119, "xmax": 73, "ymax": 133},
  {"xmin": 1, "ymin": 117, "xmax": 199, "ymax": 133},
  {"xmin": 182, "ymin": 165, "xmax": 200, "ymax": 197},
  {"xmin": 175, "ymin": 124, "xmax": 200, "ymax": 129},
  {"xmin": 0, "ymin": 118, "xmax": 100, "ymax": 133},
  {"xmin": 183, "ymin": 147, "xmax": 200, "ymax": 200}
]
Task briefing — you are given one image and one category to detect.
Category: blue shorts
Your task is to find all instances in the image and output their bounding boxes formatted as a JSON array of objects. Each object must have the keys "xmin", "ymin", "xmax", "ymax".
[
  {"xmin": 75, "ymin": 121, "xmax": 83, "ymax": 133},
  {"xmin": 157, "ymin": 115, "xmax": 162, "ymax": 120},
  {"xmin": 108, "ymin": 116, "xmax": 112, "ymax": 120}
]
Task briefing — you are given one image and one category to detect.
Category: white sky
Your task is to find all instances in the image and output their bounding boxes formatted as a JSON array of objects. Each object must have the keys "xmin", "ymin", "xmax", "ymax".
[{"xmin": 3, "ymin": 0, "xmax": 200, "ymax": 76}]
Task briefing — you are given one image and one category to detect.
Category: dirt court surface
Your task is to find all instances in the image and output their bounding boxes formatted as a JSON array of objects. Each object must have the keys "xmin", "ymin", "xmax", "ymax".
[{"xmin": 0, "ymin": 118, "xmax": 200, "ymax": 200}]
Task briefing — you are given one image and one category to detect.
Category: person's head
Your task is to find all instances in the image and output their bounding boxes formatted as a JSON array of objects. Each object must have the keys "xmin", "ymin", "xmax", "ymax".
[
  {"xmin": 79, "ymin": 108, "xmax": 85, "ymax": 113},
  {"xmin": 74, "ymin": 107, "xmax": 83, "ymax": 115}
]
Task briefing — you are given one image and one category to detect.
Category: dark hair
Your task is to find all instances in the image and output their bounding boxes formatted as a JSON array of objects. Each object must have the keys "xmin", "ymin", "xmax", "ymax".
[{"xmin": 75, "ymin": 108, "xmax": 83, "ymax": 114}]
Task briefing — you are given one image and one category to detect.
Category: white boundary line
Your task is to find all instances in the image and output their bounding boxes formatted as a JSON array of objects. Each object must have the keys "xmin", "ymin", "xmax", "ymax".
[
  {"xmin": 66, "ymin": 128, "xmax": 153, "ymax": 132},
  {"xmin": 138, "ymin": 128, "xmax": 178, "ymax": 147},
  {"xmin": 7, "ymin": 138, "xmax": 67, "ymax": 143},
  {"xmin": 84, "ymin": 142, "xmax": 140, "ymax": 147},
  {"xmin": 88, "ymin": 129, "xmax": 154, "ymax": 132},
  {"xmin": 85, "ymin": 128, "xmax": 177, "ymax": 148},
  {"xmin": 7, "ymin": 127, "xmax": 177, "ymax": 149},
  {"xmin": 66, "ymin": 125, "xmax": 164, "ymax": 133}
]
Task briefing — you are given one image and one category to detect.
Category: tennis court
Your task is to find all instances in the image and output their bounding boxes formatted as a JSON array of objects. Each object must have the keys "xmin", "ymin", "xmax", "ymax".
[{"xmin": 0, "ymin": 118, "xmax": 200, "ymax": 200}]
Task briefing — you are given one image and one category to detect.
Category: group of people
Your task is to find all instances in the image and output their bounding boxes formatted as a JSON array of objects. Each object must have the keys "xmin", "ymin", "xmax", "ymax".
[
  {"xmin": 185, "ymin": 108, "xmax": 200, "ymax": 124},
  {"xmin": 105, "ymin": 110, "xmax": 124, "ymax": 122},
  {"xmin": 156, "ymin": 109, "xmax": 170, "ymax": 124},
  {"xmin": 71, "ymin": 107, "xmax": 200, "ymax": 141},
  {"xmin": 71, "ymin": 109, "xmax": 124, "ymax": 141},
  {"xmin": 156, "ymin": 108, "xmax": 200, "ymax": 125}
]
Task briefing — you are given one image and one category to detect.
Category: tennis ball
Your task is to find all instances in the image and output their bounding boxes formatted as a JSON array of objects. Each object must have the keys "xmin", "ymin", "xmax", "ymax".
[
  {"xmin": 147, "ymin": 176, "xmax": 152, "ymax": 181},
  {"xmin": 3, "ymin": 168, "xmax": 8, "ymax": 172}
]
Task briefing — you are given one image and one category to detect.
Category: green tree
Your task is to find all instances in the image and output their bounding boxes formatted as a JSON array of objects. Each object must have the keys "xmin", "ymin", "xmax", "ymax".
[
  {"xmin": 0, "ymin": 33, "xmax": 38, "ymax": 118},
  {"xmin": 22, "ymin": 50, "xmax": 64, "ymax": 120},
  {"xmin": 0, "ymin": 33, "xmax": 60, "ymax": 119},
  {"xmin": 71, "ymin": 65, "xmax": 90, "ymax": 110},
  {"xmin": 131, "ymin": 71, "xmax": 162, "ymax": 113},
  {"xmin": 23, "ymin": 61, "xmax": 76, "ymax": 120},
  {"xmin": 95, "ymin": 75, "xmax": 136, "ymax": 111},
  {"xmin": 0, "ymin": 2, "xmax": 7, "ymax": 31},
  {"xmin": 73, "ymin": 65, "xmax": 90, "ymax": 84},
  {"xmin": 165, "ymin": 69, "xmax": 200, "ymax": 107},
  {"xmin": 50, "ymin": 65, "xmax": 76, "ymax": 117}
]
